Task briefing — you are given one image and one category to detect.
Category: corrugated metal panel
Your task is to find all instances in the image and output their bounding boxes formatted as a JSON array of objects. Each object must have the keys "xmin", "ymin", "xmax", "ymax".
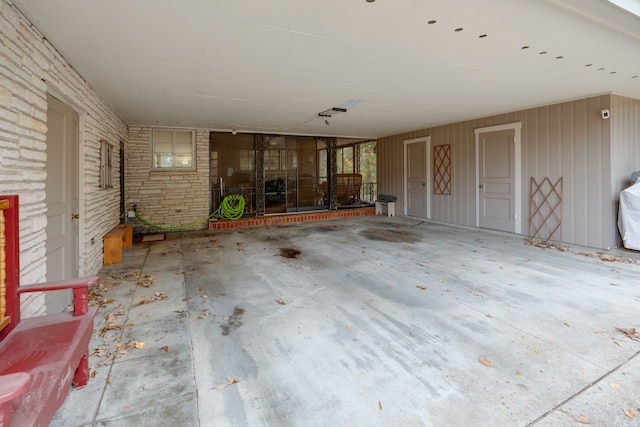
[{"xmin": 377, "ymin": 95, "xmax": 625, "ymax": 249}]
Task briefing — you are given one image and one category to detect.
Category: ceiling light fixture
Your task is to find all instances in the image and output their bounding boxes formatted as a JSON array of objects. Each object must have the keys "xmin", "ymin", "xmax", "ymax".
[
  {"xmin": 366, "ymin": 0, "xmax": 375, "ymax": 3},
  {"xmin": 231, "ymin": 127, "xmax": 237, "ymax": 135},
  {"xmin": 318, "ymin": 107, "xmax": 347, "ymax": 117}
]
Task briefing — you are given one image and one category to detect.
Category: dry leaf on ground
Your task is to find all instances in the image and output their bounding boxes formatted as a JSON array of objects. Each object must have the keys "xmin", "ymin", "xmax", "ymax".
[
  {"xmin": 378, "ymin": 401, "xmax": 382, "ymax": 411},
  {"xmin": 134, "ymin": 341, "xmax": 145, "ymax": 349},
  {"xmin": 609, "ymin": 382, "xmax": 621, "ymax": 389},
  {"xmin": 624, "ymin": 408, "xmax": 637, "ymax": 419},
  {"xmin": 479, "ymin": 358, "xmax": 494, "ymax": 368},
  {"xmin": 275, "ymin": 299, "xmax": 286, "ymax": 305},
  {"xmin": 159, "ymin": 345, "xmax": 169, "ymax": 352},
  {"xmin": 573, "ymin": 414, "xmax": 594, "ymax": 424},
  {"xmin": 137, "ymin": 275, "xmax": 154, "ymax": 287},
  {"xmin": 212, "ymin": 377, "xmax": 240, "ymax": 390},
  {"xmin": 616, "ymin": 327, "xmax": 640, "ymax": 341},
  {"xmin": 416, "ymin": 285, "xmax": 426, "ymax": 290}
]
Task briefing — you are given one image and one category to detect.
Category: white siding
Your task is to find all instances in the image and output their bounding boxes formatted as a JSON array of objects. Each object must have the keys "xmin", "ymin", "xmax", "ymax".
[{"xmin": 378, "ymin": 95, "xmax": 619, "ymax": 249}]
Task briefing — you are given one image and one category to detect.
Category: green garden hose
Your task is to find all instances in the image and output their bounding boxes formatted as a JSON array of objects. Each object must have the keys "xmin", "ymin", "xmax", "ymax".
[{"xmin": 134, "ymin": 194, "xmax": 245, "ymax": 231}]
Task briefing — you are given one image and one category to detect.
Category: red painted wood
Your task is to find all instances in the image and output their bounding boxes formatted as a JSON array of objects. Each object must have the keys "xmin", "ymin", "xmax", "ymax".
[
  {"xmin": 0, "ymin": 308, "xmax": 98, "ymax": 426},
  {"xmin": 0, "ymin": 372, "xmax": 30, "ymax": 427},
  {"xmin": 0, "ymin": 195, "xmax": 100, "ymax": 427},
  {"xmin": 0, "ymin": 372, "xmax": 30, "ymax": 403},
  {"xmin": 0, "ymin": 195, "xmax": 19, "ymax": 340}
]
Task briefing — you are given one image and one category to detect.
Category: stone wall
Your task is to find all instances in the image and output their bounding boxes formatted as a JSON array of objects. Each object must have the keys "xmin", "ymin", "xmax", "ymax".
[
  {"xmin": 0, "ymin": 0, "xmax": 128, "ymax": 316},
  {"xmin": 126, "ymin": 127, "xmax": 210, "ymax": 234}
]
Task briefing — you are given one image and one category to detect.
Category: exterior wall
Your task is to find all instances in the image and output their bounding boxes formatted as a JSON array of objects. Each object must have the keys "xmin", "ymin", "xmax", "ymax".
[
  {"xmin": 126, "ymin": 127, "xmax": 210, "ymax": 233},
  {"xmin": 610, "ymin": 95, "xmax": 640, "ymax": 248},
  {"xmin": 378, "ymin": 95, "xmax": 616, "ymax": 249},
  {"xmin": 0, "ymin": 1, "xmax": 128, "ymax": 316}
]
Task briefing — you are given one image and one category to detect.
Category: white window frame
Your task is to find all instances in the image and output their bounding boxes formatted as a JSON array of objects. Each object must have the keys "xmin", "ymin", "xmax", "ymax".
[
  {"xmin": 100, "ymin": 139, "xmax": 114, "ymax": 189},
  {"xmin": 152, "ymin": 128, "xmax": 196, "ymax": 170}
]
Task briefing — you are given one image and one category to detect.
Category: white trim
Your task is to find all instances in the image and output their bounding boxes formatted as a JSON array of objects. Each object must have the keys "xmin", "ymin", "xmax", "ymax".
[
  {"xmin": 474, "ymin": 122, "xmax": 522, "ymax": 234},
  {"xmin": 403, "ymin": 136, "xmax": 431, "ymax": 217},
  {"xmin": 78, "ymin": 113, "xmax": 86, "ymax": 276}
]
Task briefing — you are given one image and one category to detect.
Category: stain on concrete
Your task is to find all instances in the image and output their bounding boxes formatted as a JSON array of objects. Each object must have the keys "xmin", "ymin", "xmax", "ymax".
[
  {"xmin": 279, "ymin": 248, "xmax": 301, "ymax": 259},
  {"xmin": 220, "ymin": 306, "xmax": 245, "ymax": 336},
  {"xmin": 361, "ymin": 228, "xmax": 421, "ymax": 243},
  {"xmin": 310, "ymin": 225, "xmax": 340, "ymax": 233}
]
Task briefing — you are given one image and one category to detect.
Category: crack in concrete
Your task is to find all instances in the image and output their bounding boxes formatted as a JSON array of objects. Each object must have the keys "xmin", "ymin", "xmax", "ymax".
[{"xmin": 526, "ymin": 348, "xmax": 640, "ymax": 425}]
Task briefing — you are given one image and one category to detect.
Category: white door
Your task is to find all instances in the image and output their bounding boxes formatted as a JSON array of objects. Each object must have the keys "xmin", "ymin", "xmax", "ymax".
[
  {"xmin": 477, "ymin": 129, "xmax": 516, "ymax": 232},
  {"xmin": 45, "ymin": 95, "xmax": 80, "ymax": 313},
  {"xmin": 405, "ymin": 138, "xmax": 429, "ymax": 217}
]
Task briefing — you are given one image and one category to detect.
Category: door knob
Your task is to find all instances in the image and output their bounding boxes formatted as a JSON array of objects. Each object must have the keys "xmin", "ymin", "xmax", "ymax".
[
  {"xmin": 479, "ymin": 184, "xmax": 484, "ymax": 189},
  {"xmin": 71, "ymin": 213, "xmax": 80, "ymax": 220}
]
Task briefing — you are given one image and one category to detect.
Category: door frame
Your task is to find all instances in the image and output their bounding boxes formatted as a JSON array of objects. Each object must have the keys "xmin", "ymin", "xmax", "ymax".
[
  {"xmin": 46, "ymin": 88, "xmax": 87, "ymax": 276},
  {"xmin": 474, "ymin": 122, "xmax": 522, "ymax": 234},
  {"xmin": 403, "ymin": 136, "xmax": 431, "ymax": 218}
]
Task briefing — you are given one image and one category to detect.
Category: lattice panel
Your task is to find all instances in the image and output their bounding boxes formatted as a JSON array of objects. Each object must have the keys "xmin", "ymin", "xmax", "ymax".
[
  {"xmin": 529, "ymin": 177, "xmax": 563, "ymax": 244},
  {"xmin": 433, "ymin": 144, "xmax": 451, "ymax": 195}
]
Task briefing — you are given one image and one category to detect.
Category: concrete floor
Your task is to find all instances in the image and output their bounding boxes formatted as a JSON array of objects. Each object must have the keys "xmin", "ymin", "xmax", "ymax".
[{"xmin": 51, "ymin": 216, "xmax": 640, "ymax": 427}]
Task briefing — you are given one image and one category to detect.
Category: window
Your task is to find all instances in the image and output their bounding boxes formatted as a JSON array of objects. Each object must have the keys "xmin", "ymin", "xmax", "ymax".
[
  {"xmin": 152, "ymin": 128, "xmax": 195, "ymax": 169},
  {"xmin": 100, "ymin": 139, "xmax": 114, "ymax": 189},
  {"xmin": 239, "ymin": 149, "xmax": 255, "ymax": 171},
  {"xmin": 337, "ymin": 146, "xmax": 354, "ymax": 174},
  {"xmin": 265, "ymin": 149, "xmax": 281, "ymax": 170}
]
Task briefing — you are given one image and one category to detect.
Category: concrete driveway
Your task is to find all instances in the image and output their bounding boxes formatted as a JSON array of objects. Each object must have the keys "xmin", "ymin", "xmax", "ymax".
[{"xmin": 52, "ymin": 216, "xmax": 640, "ymax": 427}]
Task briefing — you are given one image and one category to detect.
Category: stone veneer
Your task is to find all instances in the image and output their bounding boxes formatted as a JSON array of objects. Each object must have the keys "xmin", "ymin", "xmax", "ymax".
[
  {"xmin": 126, "ymin": 127, "xmax": 210, "ymax": 234},
  {"xmin": 0, "ymin": 1, "xmax": 128, "ymax": 316}
]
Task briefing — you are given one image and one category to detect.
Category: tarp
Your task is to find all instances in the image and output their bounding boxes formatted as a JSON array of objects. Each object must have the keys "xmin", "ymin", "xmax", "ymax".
[{"xmin": 618, "ymin": 179, "xmax": 640, "ymax": 250}]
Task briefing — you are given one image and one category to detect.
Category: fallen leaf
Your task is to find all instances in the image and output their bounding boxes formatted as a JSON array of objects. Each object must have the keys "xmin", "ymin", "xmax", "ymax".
[
  {"xmin": 616, "ymin": 327, "xmax": 640, "ymax": 341},
  {"xmin": 134, "ymin": 341, "xmax": 146, "ymax": 349},
  {"xmin": 479, "ymin": 358, "xmax": 494, "ymax": 368},
  {"xmin": 159, "ymin": 345, "xmax": 169, "ymax": 352},
  {"xmin": 416, "ymin": 285, "xmax": 426, "ymax": 290},
  {"xmin": 212, "ymin": 377, "xmax": 240, "ymax": 390},
  {"xmin": 275, "ymin": 299, "xmax": 286, "ymax": 305},
  {"xmin": 573, "ymin": 414, "xmax": 594, "ymax": 424},
  {"xmin": 624, "ymin": 409, "xmax": 637, "ymax": 419},
  {"xmin": 192, "ymin": 267, "xmax": 199, "ymax": 271},
  {"xmin": 439, "ymin": 279, "xmax": 446, "ymax": 283},
  {"xmin": 137, "ymin": 275, "xmax": 154, "ymax": 287},
  {"xmin": 378, "ymin": 401, "xmax": 382, "ymax": 411},
  {"xmin": 609, "ymin": 382, "xmax": 621, "ymax": 389},
  {"xmin": 486, "ymin": 314, "xmax": 493, "ymax": 318}
]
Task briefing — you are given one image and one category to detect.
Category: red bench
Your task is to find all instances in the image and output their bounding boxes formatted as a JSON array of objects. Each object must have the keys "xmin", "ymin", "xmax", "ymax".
[{"xmin": 0, "ymin": 195, "xmax": 99, "ymax": 427}]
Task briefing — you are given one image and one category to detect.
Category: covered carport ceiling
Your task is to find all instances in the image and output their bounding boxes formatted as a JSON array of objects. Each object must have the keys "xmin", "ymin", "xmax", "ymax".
[{"xmin": 11, "ymin": 0, "xmax": 640, "ymax": 138}]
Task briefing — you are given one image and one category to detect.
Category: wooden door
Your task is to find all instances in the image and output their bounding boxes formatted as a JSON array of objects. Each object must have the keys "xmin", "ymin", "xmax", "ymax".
[
  {"xmin": 478, "ymin": 129, "xmax": 515, "ymax": 232},
  {"xmin": 45, "ymin": 95, "xmax": 80, "ymax": 313},
  {"xmin": 405, "ymin": 139, "xmax": 428, "ymax": 217}
]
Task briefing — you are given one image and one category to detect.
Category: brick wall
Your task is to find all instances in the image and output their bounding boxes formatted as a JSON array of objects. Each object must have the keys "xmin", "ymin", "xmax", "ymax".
[
  {"xmin": 0, "ymin": 1, "xmax": 128, "ymax": 316},
  {"xmin": 126, "ymin": 127, "xmax": 210, "ymax": 234}
]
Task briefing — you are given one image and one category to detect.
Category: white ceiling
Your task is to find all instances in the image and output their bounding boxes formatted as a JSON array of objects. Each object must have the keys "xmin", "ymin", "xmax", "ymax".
[{"xmin": 12, "ymin": 0, "xmax": 640, "ymax": 139}]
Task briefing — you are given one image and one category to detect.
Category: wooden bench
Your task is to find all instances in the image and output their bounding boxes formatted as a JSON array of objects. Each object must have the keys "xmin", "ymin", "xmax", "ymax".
[
  {"xmin": 0, "ymin": 194, "xmax": 99, "ymax": 427},
  {"xmin": 103, "ymin": 223, "xmax": 132, "ymax": 265}
]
